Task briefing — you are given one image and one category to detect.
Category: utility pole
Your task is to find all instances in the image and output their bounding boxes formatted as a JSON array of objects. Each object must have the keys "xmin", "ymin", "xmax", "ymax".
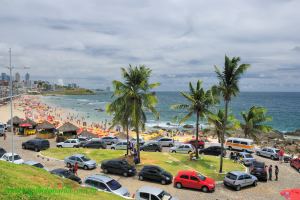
[{"xmin": 8, "ymin": 48, "xmax": 14, "ymax": 162}]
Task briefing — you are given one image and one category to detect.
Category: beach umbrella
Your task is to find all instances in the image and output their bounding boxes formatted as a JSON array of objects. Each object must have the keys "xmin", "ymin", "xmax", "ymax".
[
  {"xmin": 280, "ymin": 189, "xmax": 300, "ymax": 200},
  {"xmin": 57, "ymin": 122, "xmax": 78, "ymax": 132}
]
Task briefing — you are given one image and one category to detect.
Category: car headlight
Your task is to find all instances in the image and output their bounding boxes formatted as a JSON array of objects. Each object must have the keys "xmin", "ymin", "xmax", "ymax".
[
  {"xmin": 165, "ymin": 177, "xmax": 170, "ymax": 180},
  {"xmin": 128, "ymin": 169, "xmax": 132, "ymax": 172},
  {"xmin": 209, "ymin": 184, "xmax": 214, "ymax": 187}
]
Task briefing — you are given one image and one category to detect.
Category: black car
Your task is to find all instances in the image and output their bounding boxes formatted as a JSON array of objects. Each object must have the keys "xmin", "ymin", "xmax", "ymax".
[
  {"xmin": 101, "ymin": 159, "xmax": 136, "ymax": 177},
  {"xmin": 199, "ymin": 146, "xmax": 226, "ymax": 157},
  {"xmin": 22, "ymin": 139, "xmax": 50, "ymax": 152},
  {"xmin": 138, "ymin": 165, "xmax": 173, "ymax": 185},
  {"xmin": 0, "ymin": 147, "xmax": 6, "ymax": 157},
  {"xmin": 250, "ymin": 161, "xmax": 267, "ymax": 181},
  {"xmin": 140, "ymin": 142, "xmax": 162, "ymax": 152},
  {"xmin": 83, "ymin": 140, "xmax": 106, "ymax": 149},
  {"xmin": 50, "ymin": 168, "xmax": 82, "ymax": 184}
]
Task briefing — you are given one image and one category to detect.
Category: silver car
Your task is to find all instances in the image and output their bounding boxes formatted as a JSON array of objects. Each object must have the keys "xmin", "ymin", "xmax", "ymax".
[
  {"xmin": 23, "ymin": 160, "xmax": 48, "ymax": 171},
  {"xmin": 157, "ymin": 137, "xmax": 174, "ymax": 147},
  {"xmin": 169, "ymin": 144, "xmax": 194, "ymax": 154},
  {"xmin": 135, "ymin": 186, "xmax": 178, "ymax": 200},
  {"xmin": 223, "ymin": 171, "xmax": 258, "ymax": 191},
  {"xmin": 256, "ymin": 147, "xmax": 279, "ymax": 160},
  {"xmin": 111, "ymin": 141, "xmax": 128, "ymax": 150},
  {"xmin": 101, "ymin": 136, "xmax": 119, "ymax": 145},
  {"xmin": 83, "ymin": 174, "xmax": 130, "ymax": 197},
  {"xmin": 64, "ymin": 154, "xmax": 96, "ymax": 170},
  {"xmin": 238, "ymin": 152, "xmax": 256, "ymax": 166}
]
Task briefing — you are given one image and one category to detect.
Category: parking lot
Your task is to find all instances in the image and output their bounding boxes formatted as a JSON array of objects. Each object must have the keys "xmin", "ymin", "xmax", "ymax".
[{"xmin": 1, "ymin": 134, "xmax": 299, "ymax": 200}]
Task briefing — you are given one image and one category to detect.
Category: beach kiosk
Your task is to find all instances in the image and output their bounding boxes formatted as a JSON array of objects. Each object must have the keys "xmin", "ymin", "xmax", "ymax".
[
  {"xmin": 19, "ymin": 118, "xmax": 37, "ymax": 136},
  {"xmin": 36, "ymin": 121, "xmax": 56, "ymax": 139},
  {"xmin": 57, "ymin": 122, "xmax": 79, "ymax": 142},
  {"xmin": 7, "ymin": 116, "xmax": 22, "ymax": 132},
  {"xmin": 78, "ymin": 129, "xmax": 98, "ymax": 139}
]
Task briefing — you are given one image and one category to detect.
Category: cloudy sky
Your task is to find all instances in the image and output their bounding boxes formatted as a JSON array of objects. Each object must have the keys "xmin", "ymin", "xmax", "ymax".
[{"xmin": 0, "ymin": 0, "xmax": 300, "ymax": 91}]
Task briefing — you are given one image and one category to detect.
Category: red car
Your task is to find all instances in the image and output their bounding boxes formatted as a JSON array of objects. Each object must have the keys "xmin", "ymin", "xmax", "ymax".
[
  {"xmin": 290, "ymin": 158, "xmax": 300, "ymax": 173},
  {"xmin": 185, "ymin": 139, "xmax": 205, "ymax": 149},
  {"xmin": 173, "ymin": 170, "xmax": 215, "ymax": 192}
]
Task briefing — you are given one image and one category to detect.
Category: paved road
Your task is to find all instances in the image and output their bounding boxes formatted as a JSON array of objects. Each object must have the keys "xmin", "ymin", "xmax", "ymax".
[{"xmin": 1, "ymin": 135, "xmax": 299, "ymax": 200}]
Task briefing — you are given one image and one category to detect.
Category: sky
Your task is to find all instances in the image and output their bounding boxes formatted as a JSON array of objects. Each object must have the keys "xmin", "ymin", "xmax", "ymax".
[{"xmin": 0, "ymin": 0, "xmax": 300, "ymax": 91}]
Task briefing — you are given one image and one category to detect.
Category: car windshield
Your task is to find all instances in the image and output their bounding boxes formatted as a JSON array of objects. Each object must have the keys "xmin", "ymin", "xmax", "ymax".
[
  {"xmin": 80, "ymin": 156, "xmax": 90, "ymax": 162},
  {"xmin": 245, "ymin": 154, "xmax": 253, "ymax": 158},
  {"xmin": 33, "ymin": 163, "xmax": 44, "ymax": 168},
  {"xmin": 226, "ymin": 173, "xmax": 237, "ymax": 180},
  {"xmin": 275, "ymin": 150, "xmax": 280, "ymax": 153},
  {"xmin": 158, "ymin": 191, "xmax": 172, "ymax": 200},
  {"xmin": 0, "ymin": 125, "xmax": 4, "ymax": 128},
  {"xmin": 253, "ymin": 162, "xmax": 264, "ymax": 168},
  {"xmin": 197, "ymin": 173, "xmax": 206, "ymax": 181},
  {"xmin": 106, "ymin": 180, "xmax": 121, "ymax": 190},
  {"xmin": 9, "ymin": 155, "xmax": 21, "ymax": 161}
]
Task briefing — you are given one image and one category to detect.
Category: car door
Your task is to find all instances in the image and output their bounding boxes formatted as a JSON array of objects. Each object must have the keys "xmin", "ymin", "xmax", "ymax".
[
  {"xmin": 177, "ymin": 145, "xmax": 184, "ymax": 153},
  {"xmin": 189, "ymin": 176, "xmax": 201, "ymax": 189},
  {"xmin": 205, "ymin": 147, "xmax": 214, "ymax": 155},
  {"xmin": 266, "ymin": 149, "xmax": 273, "ymax": 158},
  {"xmin": 147, "ymin": 144, "xmax": 154, "ymax": 151},
  {"xmin": 139, "ymin": 192, "xmax": 150, "ymax": 200},
  {"xmin": 68, "ymin": 156, "xmax": 76, "ymax": 165},
  {"xmin": 244, "ymin": 174, "xmax": 253, "ymax": 186},
  {"xmin": 179, "ymin": 175, "xmax": 189, "ymax": 187},
  {"xmin": 237, "ymin": 175, "xmax": 246, "ymax": 187},
  {"xmin": 147, "ymin": 169, "xmax": 160, "ymax": 181},
  {"xmin": 63, "ymin": 140, "xmax": 70, "ymax": 148},
  {"xmin": 76, "ymin": 157, "xmax": 84, "ymax": 168},
  {"xmin": 184, "ymin": 145, "xmax": 191, "ymax": 153},
  {"xmin": 150, "ymin": 195, "xmax": 160, "ymax": 200},
  {"xmin": 112, "ymin": 161, "xmax": 122, "ymax": 174}
]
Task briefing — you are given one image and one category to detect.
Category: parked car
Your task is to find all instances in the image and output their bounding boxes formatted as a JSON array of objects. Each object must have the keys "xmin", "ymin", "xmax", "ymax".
[
  {"xmin": 50, "ymin": 168, "xmax": 82, "ymax": 183},
  {"xmin": 0, "ymin": 152, "xmax": 24, "ymax": 164},
  {"xmin": 169, "ymin": 144, "xmax": 194, "ymax": 154},
  {"xmin": 185, "ymin": 139, "xmax": 205, "ymax": 149},
  {"xmin": 83, "ymin": 140, "xmax": 106, "ymax": 149},
  {"xmin": 77, "ymin": 137, "xmax": 89, "ymax": 146},
  {"xmin": 130, "ymin": 138, "xmax": 145, "ymax": 145},
  {"xmin": 83, "ymin": 174, "xmax": 130, "ymax": 197},
  {"xmin": 0, "ymin": 147, "xmax": 6, "ymax": 157},
  {"xmin": 134, "ymin": 186, "xmax": 178, "ymax": 200},
  {"xmin": 199, "ymin": 146, "xmax": 226, "ymax": 157},
  {"xmin": 23, "ymin": 160, "xmax": 48, "ymax": 170},
  {"xmin": 111, "ymin": 141, "xmax": 128, "ymax": 150},
  {"xmin": 100, "ymin": 136, "xmax": 119, "ymax": 145},
  {"xmin": 56, "ymin": 139, "xmax": 80, "ymax": 148},
  {"xmin": 138, "ymin": 165, "xmax": 172, "ymax": 185},
  {"xmin": 174, "ymin": 170, "xmax": 215, "ymax": 192},
  {"xmin": 101, "ymin": 159, "xmax": 136, "ymax": 177},
  {"xmin": 225, "ymin": 137, "xmax": 255, "ymax": 152},
  {"xmin": 256, "ymin": 147, "xmax": 279, "ymax": 160},
  {"xmin": 237, "ymin": 152, "xmax": 256, "ymax": 166},
  {"xmin": 156, "ymin": 137, "xmax": 174, "ymax": 147},
  {"xmin": 22, "ymin": 138, "xmax": 50, "ymax": 152},
  {"xmin": 0, "ymin": 123, "xmax": 5, "ymax": 136},
  {"xmin": 140, "ymin": 142, "xmax": 162, "ymax": 152},
  {"xmin": 249, "ymin": 161, "xmax": 267, "ymax": 181},
  {"xmin": 64, "ymin": 154, "xmax": 97, "ymax": 170},
  {"xmin": 290, "ymin": 158, "xmax": 300, "ymax": 173},
  {"xmin": 223, "ymin": 171, "xmax": 258, "ymax": 191}
]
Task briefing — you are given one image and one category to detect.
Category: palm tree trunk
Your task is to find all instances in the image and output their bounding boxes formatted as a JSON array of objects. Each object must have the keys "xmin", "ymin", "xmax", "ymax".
[
  {"xmin": 126, "ymin": 123, "xmax": 129, "ymax": 156},
  {"xmin": 195, "ymin": 111, "xmax": 199, "ymax": 159},
  {"xmin": 219, "ymin": 100, "xmax": 228, "ymax": 173},
  {"xmin": 136, "ymin": 126, "xmax": 140, "ymax": 164}
]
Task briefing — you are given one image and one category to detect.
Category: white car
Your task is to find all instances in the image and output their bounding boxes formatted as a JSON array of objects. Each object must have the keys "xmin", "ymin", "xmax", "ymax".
[
  {"xmin": 157, "ymin": 137, "xmax": 174, "ymax": 147},
  {"xmin": 111, "ymin": 141, "xmax": 128, "ymax": 150},
  {"xmin": 134, "ymin": 186, "xmax": 178, "ymax": 200},
  {"xmin": 57, "ymin": 139, "xmax": 80, "ymax": 148},
  {"xmin": 0, "ymin": 152, "xmax": 24, "ymax": 164},
  {"xmin": 169, "ymin": 144, "xmax": 194, "ymax": 154}
]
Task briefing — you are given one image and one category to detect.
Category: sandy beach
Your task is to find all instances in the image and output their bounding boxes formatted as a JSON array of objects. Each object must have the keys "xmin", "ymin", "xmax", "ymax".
[{"xmin": 0, "ymin": 99, "xmax": 25, "ymax": 123}]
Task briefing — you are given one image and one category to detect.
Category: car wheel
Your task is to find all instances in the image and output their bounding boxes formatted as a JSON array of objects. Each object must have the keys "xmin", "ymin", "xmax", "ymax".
[
  {"xmin": 111, "ymin": 147, "xmax": 115, "ymax": 150},
  {"xmin": 235, "ymin": 185, "xmax": 241, "ymax": 191},
  {"xmin": 123, "ymin": 172, "xmax": 128, "ymax": 177},
  {"xmin": 103, "ymin": 168, "xmax": 108, "ymax": 174},
  {"xmin": 202, "ymin": 186, "xmax": 209, "ymax": 193},
  {"xmin": 138, "ymin": 176, "xmax": 144, "ymax": 181},
  {"xmin": 67, "ymin": 163, "xmax": 71, "ymax": 168},
  {"xmin": 57, "ymin": 145, "xmax": 62, "ymax": 148},
  {"xmin": 271, "ymin": 155, "xmax": 275, "ymax": 160},
  {"xmin": 22, "ymin": 145, "xmax": 26, "ymax": 149},
  {"xmin": 169, "ymin": 143, "xmax": 173, "ymax": 147},
  {"xmin": 253, "ymin": 181, "xmax": 257, "ymax": 187},
  {"xmin": 256, "ymin": 152, "xmax": 260, "ymax": 156},
  {"xmin": 172, "ymin": 150, "xmax": 176, "ymax": 153},
  {"xmin": 176, "ymin": 182, "xmax": 182, "ymax": 189},
  {"xmin": 161, "ymin": 179, "xmax": 166, "ymax": 185},
  {"xmin": 228, "ymin": 146, "xmax": 232, "ymax": 151},
  {"xmin": 83, "ymin": 165, "xmax": 88, "ymax": 170},
  {"xmin": 155, "ymin": 149, "xmax": 159, "ymax": 152},
  {"xmin": 34, "ymin": 147, "xmax": 39, "ymax": 152}
]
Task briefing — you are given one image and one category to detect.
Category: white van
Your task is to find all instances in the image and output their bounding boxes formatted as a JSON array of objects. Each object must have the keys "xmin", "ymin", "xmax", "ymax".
[{"xmin": 225, "ymin": 137, "xmax": 254, "ymax": 152}]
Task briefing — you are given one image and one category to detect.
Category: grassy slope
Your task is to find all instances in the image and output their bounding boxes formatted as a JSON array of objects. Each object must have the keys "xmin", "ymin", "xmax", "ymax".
[
  {"xmin": 42, "ymin": 148, "xmax": 245, "ymax": 180},
  {"xmin": 0, "ymin": 161, "xmax": 125, "ymax": 200}
]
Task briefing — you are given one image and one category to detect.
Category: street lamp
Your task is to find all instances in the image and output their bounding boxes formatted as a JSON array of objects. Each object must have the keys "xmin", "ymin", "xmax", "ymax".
[{"xmin": 5, "ymin": 48, "xmax": 30, "ymax": 162}]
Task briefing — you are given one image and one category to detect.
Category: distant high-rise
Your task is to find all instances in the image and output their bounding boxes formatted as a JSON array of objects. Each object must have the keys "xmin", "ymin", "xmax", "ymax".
[
  {"xmin": 25, "ymin": 73, "xmax": 30, "ymax": 81},
  {"xmin": 1, "ymin": 73, "xmax": 10, "ymax": 81},
  {"xmin": 15, "ymin": 72, "xmax": 20, "ymax": 82}
]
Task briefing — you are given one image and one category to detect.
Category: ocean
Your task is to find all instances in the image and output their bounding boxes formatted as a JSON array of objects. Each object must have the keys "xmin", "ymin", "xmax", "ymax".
[{"xmin": 41, "ymin": 92, "xmax": 300, "ymax": 132}]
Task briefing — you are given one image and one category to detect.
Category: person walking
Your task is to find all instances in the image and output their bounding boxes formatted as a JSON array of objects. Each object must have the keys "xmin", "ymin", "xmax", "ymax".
[
  {"xmin": 275, "ymin": 165, "xmax": 279, "ymax": 181},
  {"xmin": 268, "ymin": 165, "xmax": 273, "ymax": 181},
  {"xmin": 74, "ymin": 162, "xmax": 78, "ymax": 176},
  {"xmin": 3, "ymin": 133, "xmax": 6, "ymax": 141},
  {"xmin": 278, "ymin": 148, "xmax": 284, "ymax": 164}
]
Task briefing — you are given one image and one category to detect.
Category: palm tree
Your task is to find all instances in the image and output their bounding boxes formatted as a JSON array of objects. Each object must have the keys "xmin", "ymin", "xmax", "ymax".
[
  {"xmin": 107, "ymin": 96, "xmax": 131, "ymax": 155},
  {"xmin": 172, "ymin": 80, "xmax": 218, "ymax": 159},
  {"xmin": 207, "ymin": 109, "xmax": 240, "ymax": 143},
  {"xmin": 112, "ymin": 65, "xmax": 160, "ymax": 163},
  {"xmin": 215, "ymin": 55, "xmax": 250, "ymax": 173},
  {"xmin": 241, "ymin": 106, "xmax": 272, "ymax": 140}
]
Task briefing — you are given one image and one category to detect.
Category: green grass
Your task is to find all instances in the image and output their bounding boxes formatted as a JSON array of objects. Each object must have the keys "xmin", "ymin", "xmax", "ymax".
[
  {"xmin": 0, "ymin": 161, "xmax": 125, "ymax": 200},
  {"xmin": 42, "ymin": 148, "xmax": 245, "ymax": 181}
]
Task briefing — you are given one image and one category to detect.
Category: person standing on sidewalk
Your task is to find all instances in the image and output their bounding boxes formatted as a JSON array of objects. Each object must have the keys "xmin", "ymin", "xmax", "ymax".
[
  {"xmin": 275, "ymin": 165, "xmax": 279, "ymax": 181},
  {"xmin": 268, "ymin": 165, "xmax": 273, "ymax": 181},
  {"xmin": 74, "ymin": 162, "xmax": 78, "ymax": 176},
  {"xmin": 278, "ymin": 148, "xmax": 284, "ymax": 164}
]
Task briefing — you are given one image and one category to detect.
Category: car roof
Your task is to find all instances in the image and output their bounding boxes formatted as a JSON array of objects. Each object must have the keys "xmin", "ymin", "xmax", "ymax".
[
  {"xmin": 85, "ymin": 174, "xmax": 113, "ymax": 183},
  {"xmin": 228, "ymin": 171, "xmax": 247, "ymax": 176},
  {"xmin": 3, "ymin": 152, "xmax": 19, "ymax": 156},
  {"xmin": 177, "ymin": 170, "xmax": 197, "ymax": 176},
  {"xmin": 137, "ymin": 186, "xmax": 163, "ymax": 195},
  {"xmin": 227, "ymin": 137, "xmax": 253, "ymax": 142},
  {"xmin": 24, "ymin": 160, "xmax": 40, "ymax": 165},
  {"xmin": 51, "ymin": 168, "xmax": 67, "ymax": 173},
  {"xmin": 71, "ymin": 154, "xmax": 85, "ymax": 157},
  {"xmin": 239, "ymin": 152, "xmax": 251, "ymax": 155},
  {"xmin": 263, "ymin": 147, "xmax": 278, "ymax": 150}
]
